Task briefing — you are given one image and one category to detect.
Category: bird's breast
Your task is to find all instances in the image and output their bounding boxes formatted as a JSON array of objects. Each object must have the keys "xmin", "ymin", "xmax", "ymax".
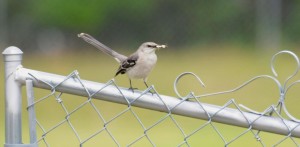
[{"xmin": 127, "ymin": 53, "xmax": 157, "ymax": 79}]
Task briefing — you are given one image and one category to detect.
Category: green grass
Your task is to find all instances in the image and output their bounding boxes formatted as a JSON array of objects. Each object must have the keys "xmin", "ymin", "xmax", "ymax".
[{"xmin": 1, "ymin": 47, "xmax": 300, "ymax": 146}]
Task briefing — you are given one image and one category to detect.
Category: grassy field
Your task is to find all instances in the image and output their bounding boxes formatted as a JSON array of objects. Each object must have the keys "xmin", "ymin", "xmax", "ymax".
[{"xmin": 1, "ymin": 47, "xmax": 300, "ymax": 146}]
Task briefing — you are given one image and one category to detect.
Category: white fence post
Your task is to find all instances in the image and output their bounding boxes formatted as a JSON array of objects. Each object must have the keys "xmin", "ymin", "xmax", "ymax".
[
  {"xmin": 25, "ymin": 80, "xmax": 37, "ymax": 145},
  {"xmin": 3, "ymin": 47, "xmax": 37, "ymax": 147},
  {"xmin": 3, "ymin": 46, "xmax": 23, "ymax": 146}
]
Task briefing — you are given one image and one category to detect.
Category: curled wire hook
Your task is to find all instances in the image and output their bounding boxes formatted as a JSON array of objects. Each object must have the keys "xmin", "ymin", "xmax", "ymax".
[
  {"xmin": 172, "ymin": 50, "xmax": 300, "ymax": 122},
  {"xmin": 271, "ymin": 50, "xmax": 300, "ymax": 87},
  {"xmin": 280, "ymin": 80, "xmax": 300, "ymax": 122},
  {"xmin": 195, "ymin": 75, "xmax": 282, "ymax": 99},
  {"xmin": 174, "ymin": 72, "xmax": 205, "ymax": 99},
  {"xmin": 270, "ymin": 50, "xmax": 300, "ymax": 122}
]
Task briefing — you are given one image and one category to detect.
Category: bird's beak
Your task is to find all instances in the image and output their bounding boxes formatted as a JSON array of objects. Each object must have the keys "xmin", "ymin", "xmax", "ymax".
[{"xmin": 156, "ymin": 44, "xmax": 167, "ymax": 50}]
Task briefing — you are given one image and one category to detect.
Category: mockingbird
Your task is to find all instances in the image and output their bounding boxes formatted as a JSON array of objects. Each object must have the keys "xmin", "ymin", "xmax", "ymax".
[{"xmin": 78, "ymin": 33, "xmax": 166, "ymax": 91}]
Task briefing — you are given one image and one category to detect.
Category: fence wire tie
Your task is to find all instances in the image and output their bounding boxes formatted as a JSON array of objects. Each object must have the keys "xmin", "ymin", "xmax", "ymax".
[
  {"xmin": 71, "ymin": 70, "xmax": 93, "ymax": 97},
  {"xmin": 26, "ymin": 72, "xmax": 58, "ymax": 108},
  {"xmin": 28, "ymin": 71, "xmax": 79, "ymax": 104},
  {"xmin": 54, "ymin": 92, "xmax": 63, "ymax": 103},
  {"xmin": 28, "ymin": 72, "xmax": 54, "ymax": 89}
]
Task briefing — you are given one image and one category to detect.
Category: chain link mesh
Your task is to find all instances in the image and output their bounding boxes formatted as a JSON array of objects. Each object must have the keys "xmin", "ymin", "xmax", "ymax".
[{"xmin": 25, "ymin": 51, "xmax": 300, "ymax": 147}]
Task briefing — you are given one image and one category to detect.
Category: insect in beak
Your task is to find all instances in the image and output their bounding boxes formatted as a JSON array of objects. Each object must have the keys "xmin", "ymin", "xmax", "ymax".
[{"xmin": 156, "ymin": 44, "xmax": 167, "ymax": 49}]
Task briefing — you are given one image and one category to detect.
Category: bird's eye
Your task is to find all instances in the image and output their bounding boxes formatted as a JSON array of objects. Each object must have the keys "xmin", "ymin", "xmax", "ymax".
[{"xmin": 147, "ymin": 45, "xmax": 153, "ymax": 48}]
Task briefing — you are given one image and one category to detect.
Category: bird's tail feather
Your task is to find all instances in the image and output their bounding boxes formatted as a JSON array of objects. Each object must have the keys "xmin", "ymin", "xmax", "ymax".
[{"xmin": 78, "ymin": 33, "xmax": 127, "ymax": 63}]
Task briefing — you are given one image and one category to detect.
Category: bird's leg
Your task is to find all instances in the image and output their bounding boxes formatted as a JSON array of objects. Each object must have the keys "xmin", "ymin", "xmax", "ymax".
[
  {"xmin": 143, "ymin": 79, "xmax": 154, "ymax": 95},
  {"xmin": 144, "ymin": 80, "xmax": 149, "ymax": 88},
  {"xmin": 128, "ymin": 79, "xmax": 138, "ymax": 93}
]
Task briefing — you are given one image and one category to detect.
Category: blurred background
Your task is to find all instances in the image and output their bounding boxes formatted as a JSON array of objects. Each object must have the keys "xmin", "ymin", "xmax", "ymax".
[
  {"xmin": 1, "ymin": 0, "xmax": 299, "ymax": 53},
  {"xmin": 1, "ymin": 0, "xmax": 300, "ymax": 146}
]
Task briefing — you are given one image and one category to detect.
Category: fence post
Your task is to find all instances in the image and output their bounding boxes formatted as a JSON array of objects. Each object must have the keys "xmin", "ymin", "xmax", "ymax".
[
  {"xmin": 25, "ymin": 80, "xmax": 37, "ymax": 145},
  {"xmin": 3, "ymin": 46, "xmax": 23, "ymax": 146}
]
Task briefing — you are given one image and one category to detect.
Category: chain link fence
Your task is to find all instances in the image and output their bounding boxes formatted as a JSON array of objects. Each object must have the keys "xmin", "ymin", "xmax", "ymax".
[{"xmin": 3, "ymin": 47, "xmax": 300, "ymax": 147}]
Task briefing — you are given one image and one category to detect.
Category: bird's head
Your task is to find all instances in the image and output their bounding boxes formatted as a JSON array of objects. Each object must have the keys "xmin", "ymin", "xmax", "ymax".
[{"xmin": 139, "ymin": 42, "xmax": 167, "ymax": 53}]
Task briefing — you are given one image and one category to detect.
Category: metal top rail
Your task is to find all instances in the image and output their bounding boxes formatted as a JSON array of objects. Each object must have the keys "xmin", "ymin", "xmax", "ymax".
[{"xmin": 14, "ymin": 67, "xmax": 300, "ymax": 137}]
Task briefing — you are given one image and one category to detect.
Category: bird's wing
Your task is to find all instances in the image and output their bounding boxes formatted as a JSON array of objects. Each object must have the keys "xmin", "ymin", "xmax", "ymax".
[
  {"xmin": 115, "ymin": 54, "xmax": 139, "ymax": 76},
  {"xmin": 78, "ymin": 33, "xmax": 127, "ymax": 63}
]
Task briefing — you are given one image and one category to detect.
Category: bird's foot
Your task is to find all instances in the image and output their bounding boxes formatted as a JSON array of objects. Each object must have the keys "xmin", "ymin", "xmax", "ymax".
[
  {"xmin": 128, "ymin": 87, "xmax": 138, "ymax": 93},
  {"xmin": 148, "ymin": 90, "xmax": 154, "ymax": 95},
  {"xmin": 180, "ymin": 98, "xmax": 191, "ymax": 101},
  {"xmin": 147, "ymin": 89, "xmax": 156, "ymax": 96}
]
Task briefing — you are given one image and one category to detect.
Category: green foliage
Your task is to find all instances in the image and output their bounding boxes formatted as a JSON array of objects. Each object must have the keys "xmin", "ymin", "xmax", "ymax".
[
  {"xmin": 8, "ymin": 0, "xmax": 257, "ymax": 45},
  {"xmin": 28, "ymin": 0, "xmax": 109, "ymax": 31},
  {"xmin": 5, "ymin": 0, "xmax": 300, "ymax": 48},
  {"xmin": 26, "ymin": 0, "xmax": 156, "ymax": 31}
]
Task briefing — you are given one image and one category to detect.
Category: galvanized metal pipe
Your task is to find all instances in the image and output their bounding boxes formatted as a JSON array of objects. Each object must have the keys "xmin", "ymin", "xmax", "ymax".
[
  {"xmin": 15, "ymin": 67, "xmax": 300, "ymax": 138},
  {"xmin": 3, "ymin": 46, "xmax": 23, "ymax": 145},
  {"xmin": 25, "ymin": 80, "xmax": 37, "ymax": 145}
]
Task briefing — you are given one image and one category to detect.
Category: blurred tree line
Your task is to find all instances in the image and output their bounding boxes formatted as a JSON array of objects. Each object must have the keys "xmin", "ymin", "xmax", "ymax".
[{"xmin": 0, "ymin": 0, "xmax": 299, "ymax": 52}]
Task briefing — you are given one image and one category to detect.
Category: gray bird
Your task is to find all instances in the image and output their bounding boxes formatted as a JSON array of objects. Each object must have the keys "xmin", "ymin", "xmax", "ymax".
[{"xmin": 78, "ymin": 33, "xmax": 166, "ymax": 91}]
